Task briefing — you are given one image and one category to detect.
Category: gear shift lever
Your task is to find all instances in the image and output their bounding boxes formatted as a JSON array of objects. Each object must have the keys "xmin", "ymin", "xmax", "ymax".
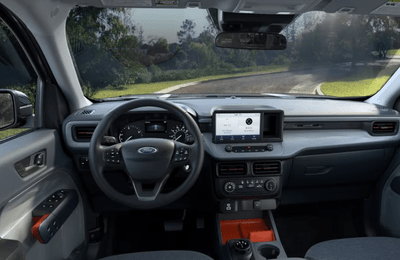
[
  {"xmin": 229, "ymin": 239, "xmax": 253, "ymax": 260},
  {"xmin": 234, "ymin": 240, "xmax": 251, "ymax": 255}
]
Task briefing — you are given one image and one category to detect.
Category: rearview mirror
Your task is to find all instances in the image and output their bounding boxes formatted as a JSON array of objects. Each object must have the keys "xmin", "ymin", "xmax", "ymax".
[
  {"xmin": 215, "ymin": 32, "xmax": 287, "ymax": 50},
  {"xmin": 0, "ymin": 90, "xmax": 33, "ymax": 130}
]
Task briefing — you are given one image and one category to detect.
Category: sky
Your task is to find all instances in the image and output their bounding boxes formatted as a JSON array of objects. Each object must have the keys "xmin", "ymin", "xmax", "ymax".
[{"xmin": 129, "ymin": 8, "xmax": 211, "ymax": 44}]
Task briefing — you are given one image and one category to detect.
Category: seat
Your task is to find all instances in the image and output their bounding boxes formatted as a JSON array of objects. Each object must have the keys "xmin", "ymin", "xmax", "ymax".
[
  {"xmin": 98, "ymin": 250, "xmax": 214, "ymax": 260},
  {"xmin": 305, "ymin": 237, "xmax": 400, "ymax": 260}
]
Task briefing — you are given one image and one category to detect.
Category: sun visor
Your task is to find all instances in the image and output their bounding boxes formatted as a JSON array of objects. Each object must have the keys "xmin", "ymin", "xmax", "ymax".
[
  {"xmin": 323, "ymin": 0, "xmax": 388, "ymax": 14},
  {"xmin": 371, "ymin": 1, "xmax": 400, "ymax": 16},
  {"xmin": 67, "ymin": 0, "xmax": 240, "ymax": 12},
  {"xmin": 232, "ymin": 0, "xmax": 321, "ymax": 14}
]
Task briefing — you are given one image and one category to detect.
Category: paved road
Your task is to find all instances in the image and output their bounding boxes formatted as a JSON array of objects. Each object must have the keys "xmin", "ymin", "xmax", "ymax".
[
  {"xmin": 169, "ymin": 67, "xmax": 352, "ymax": 95},
  {"xmin": 165, "ymin": 57, "xmax": 400, "ymax": 95}
]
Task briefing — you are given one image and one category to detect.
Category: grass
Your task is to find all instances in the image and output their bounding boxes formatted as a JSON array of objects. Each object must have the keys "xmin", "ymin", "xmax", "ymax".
[
  {"xmin": 321, "ymin": 65, "xmax": 398, "ymax": 97},
  {"xmin": 92, "ymin": 64, "xmax": 289, "ymax": 99},
  {"xmin": 387, "ymin": 49, "xmax": 400, "ymax": 56},
  {"xmin": 0, "ymin": 128, "xmax": 29, "ymax": 141},
  {"xmin": 321, "ymin": 74, "xmax": 392, "ymax": 97}
]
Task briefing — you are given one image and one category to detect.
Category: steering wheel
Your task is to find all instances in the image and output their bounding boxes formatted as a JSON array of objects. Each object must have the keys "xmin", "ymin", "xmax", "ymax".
[{"xmin": 88, "ymin": 99, "xmax": 204, "ymax": 209}]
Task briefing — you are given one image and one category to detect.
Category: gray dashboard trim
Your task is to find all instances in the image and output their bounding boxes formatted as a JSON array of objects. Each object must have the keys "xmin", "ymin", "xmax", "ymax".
[
  {"xmin": 63, "ymin": 116, "xmax": 400, "ymax": 155},
  {"xmin": 284, "ymin": 116, "xmax": 400, "ymax": 122},
  {"xmin": 62, "ymin": 99, "xmax": 400, "ymax": 158},
  {"xmin": 203, "ymin": 129, "xmax": 400, "ymax": 160}
]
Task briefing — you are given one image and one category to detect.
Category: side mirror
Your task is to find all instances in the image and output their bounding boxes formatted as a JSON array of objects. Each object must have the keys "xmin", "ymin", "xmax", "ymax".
[
  {"xmin": 215, "ymin": 32, "xmax": 287, "ymax": 50},
  {"xmin": 0, "ymin": 89, "xmax": 33, "ymax": 130}
]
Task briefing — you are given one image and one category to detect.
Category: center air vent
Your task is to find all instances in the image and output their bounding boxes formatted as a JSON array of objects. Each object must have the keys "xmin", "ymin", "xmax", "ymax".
[
  {"xmin": 217, "ymin": 163, "xmax": 247, "ymax": 176},
  {"xmin": 73, "ymin": 126, "xmax": 96, "ymax": 141},
  {"xmin": 252, "ymin": 161, "xmax": 281, "ymax": 175},
  {"xmin": 372, "ymin": 121, "xmax": 397, "ymax": 135}
]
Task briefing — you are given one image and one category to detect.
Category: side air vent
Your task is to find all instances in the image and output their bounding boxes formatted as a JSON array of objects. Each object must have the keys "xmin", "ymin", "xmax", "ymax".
[
  {"xmin": 80, "ymin": 110, "xmax": 94, "ymax": 115},
  {"xmin": 73, "ymin": 126, "xmax": 96, "ymax": 141},
  {"xmin": 252, "ymin": 161, "xmax": 281, "ymax": 175},
  {"xmin": 372, "ymin": 121, "xmax": 397, "ymax": 135},
  {"xmin": 217, "ymin": 163, "xmax": 247, "ymax": 176}
]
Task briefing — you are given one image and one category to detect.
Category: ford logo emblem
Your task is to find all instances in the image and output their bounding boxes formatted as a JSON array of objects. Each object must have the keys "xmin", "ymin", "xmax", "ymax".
[{"xmin": 138, "ymin": 147, "xmax": 158, "ymax": 154}]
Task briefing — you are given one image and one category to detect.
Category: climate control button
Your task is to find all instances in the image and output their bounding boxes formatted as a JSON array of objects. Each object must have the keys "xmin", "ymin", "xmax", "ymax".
[
  {"xmin": 265, "ymin": 179, "xmax": 278, "ymax": 192},
  {"xmin": 224, "ymin": 182, "xmax": 236, "ymax": 193}
]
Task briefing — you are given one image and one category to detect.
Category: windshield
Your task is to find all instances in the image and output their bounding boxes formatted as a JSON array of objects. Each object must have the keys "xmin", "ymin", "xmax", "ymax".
[{"xmin": 66, "ymin": 7, "xmax": 400, "ymax": 99}]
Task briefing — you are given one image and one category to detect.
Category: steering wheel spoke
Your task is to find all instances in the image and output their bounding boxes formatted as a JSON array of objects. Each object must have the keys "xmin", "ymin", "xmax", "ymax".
[
  {"xmin": 131, "ymin": 174, "xmax": 170, "ymax": 202},
  {"xmin": 100, "ymin": 144, "xmax": 125, "ymax": 170}
]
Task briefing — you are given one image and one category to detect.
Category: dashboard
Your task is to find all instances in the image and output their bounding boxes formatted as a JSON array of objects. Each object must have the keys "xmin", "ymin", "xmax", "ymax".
[{"xmin": 62, "ymin": 97, "xmax": 400, "ymax": 212}]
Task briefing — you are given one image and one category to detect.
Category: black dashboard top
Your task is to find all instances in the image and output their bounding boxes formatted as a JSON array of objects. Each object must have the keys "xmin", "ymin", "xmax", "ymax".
[{"xmin": 67, "ymin": 97, "xmax": 399, "ymax": 122}]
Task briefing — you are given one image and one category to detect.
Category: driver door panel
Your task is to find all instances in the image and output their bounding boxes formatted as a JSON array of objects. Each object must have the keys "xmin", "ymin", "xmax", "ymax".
[{"xmin": 0, "ymin": 130, "xmax": 86, "ymax": 260}]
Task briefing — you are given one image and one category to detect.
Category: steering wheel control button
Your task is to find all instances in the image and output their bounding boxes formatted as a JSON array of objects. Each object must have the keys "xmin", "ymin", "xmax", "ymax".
[
  {"xmin": 224, "ymin": 182, "xmax": 236, "ymax": 193},
  {"xmin": 174, "ymin": 147, "xmax": 190, "ymax": 162},
  {"xmin": 265, "ymin": 179, "xmax": 278, "ymax": 192},
  {"xmin": 220, "ymin": 201, "xmax": 238, "ymax": 213},
  {"xmin": 105, "ymin": 148, "xmax": 121, "ymax": 164}
]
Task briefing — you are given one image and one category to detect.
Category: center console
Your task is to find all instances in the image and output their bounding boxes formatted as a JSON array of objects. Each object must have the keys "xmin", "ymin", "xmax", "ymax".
[
  {"xmin": 211, "ymin": 107, "xmax": 286, "ymax": 212},
  {"xmin": 216, "ymin": 211, "xmax": 305, "ymax": 260}
]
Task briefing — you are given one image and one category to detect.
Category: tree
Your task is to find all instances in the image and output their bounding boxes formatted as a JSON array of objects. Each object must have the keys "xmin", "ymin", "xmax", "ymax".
[
  {"xmin": 177, "ymin": 19, "xmax": 196, "ymax": 47},
  {"xmin": 66, "ymin": 7, "xmax": 146, "ymax": 87}
]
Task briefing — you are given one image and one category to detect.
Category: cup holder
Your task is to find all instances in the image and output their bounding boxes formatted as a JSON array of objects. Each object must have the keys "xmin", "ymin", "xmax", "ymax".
[{"xmin": 258, "ymin": 245, "xmax": 280, "ymax": 259}]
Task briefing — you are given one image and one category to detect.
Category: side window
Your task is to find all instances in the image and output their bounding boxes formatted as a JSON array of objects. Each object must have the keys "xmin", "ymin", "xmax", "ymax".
[{"xmin": 0, "ymin": 18, "xmax": 38, "ymax": 141}]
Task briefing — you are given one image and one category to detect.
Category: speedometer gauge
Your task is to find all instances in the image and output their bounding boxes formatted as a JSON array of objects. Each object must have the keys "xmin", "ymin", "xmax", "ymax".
[
  {"xmin": 169, "ymin": 125, "xmax": 190, "ymax": 143},
  {"xmin": 119, "ymin": 124, "xmax": 143, "ymax": 142}
]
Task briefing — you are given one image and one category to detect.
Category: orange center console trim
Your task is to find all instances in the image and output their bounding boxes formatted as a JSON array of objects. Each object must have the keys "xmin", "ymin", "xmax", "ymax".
[{"xmin": 220, "ymin": 218, "xmax": 276, "ymax": 244}]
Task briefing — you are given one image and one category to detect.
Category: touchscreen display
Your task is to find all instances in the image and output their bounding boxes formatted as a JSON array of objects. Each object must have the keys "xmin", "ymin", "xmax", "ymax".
[{"xmin": 215, "ymin": 113, "xmax": 261, "ymax": 142}]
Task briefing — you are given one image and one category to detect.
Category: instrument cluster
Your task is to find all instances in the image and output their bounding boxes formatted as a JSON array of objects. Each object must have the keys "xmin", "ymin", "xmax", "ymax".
[{"xmin": 112, "ymin": 113, "xmax": 194, "ymax": 144}]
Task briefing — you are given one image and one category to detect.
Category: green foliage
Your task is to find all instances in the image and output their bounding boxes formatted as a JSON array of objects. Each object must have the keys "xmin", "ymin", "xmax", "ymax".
[
  {"xmin": 387, "ymin": 49, "xmax": 400, "ymax": 56},
  {"xmin": 177, "ymin": 19, "xmax": 196, "ymax": 45},
  {"xmin": 273, "ymin": 55, "xmax": 291, "ymax": 65},
  {"xmin": 290, "ymin": 14, "xmax": 400, "ymax": 64},
  {"xmin": 135, "ymin": 67, "xmax": 153, "ymax": 83},
  {"xmin": 0, "ymin": 128, "xmax": 28, "ymax": 141},
  {"xmin": 81, "ymin": 83, "xmax": 97, "ymax": 98},
  {"xmin": 7, "ymin": 84, "xmax": 36, "ymax": 108}
]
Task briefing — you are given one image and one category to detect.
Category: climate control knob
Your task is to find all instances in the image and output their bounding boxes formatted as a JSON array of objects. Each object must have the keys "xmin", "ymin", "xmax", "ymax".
[
  {"xmin": 265, "ymin": 179, "xmax": 278, "ymax": 192},
  {"xmin": 224, "ymin": 182, "xmax": 236, "ymax": 193}
]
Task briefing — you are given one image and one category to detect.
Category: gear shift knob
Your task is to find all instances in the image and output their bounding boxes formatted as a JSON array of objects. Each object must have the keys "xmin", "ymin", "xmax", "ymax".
[{"xmin": 234, "ymin": 239, "xmax": 250, "ymax": 255}]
